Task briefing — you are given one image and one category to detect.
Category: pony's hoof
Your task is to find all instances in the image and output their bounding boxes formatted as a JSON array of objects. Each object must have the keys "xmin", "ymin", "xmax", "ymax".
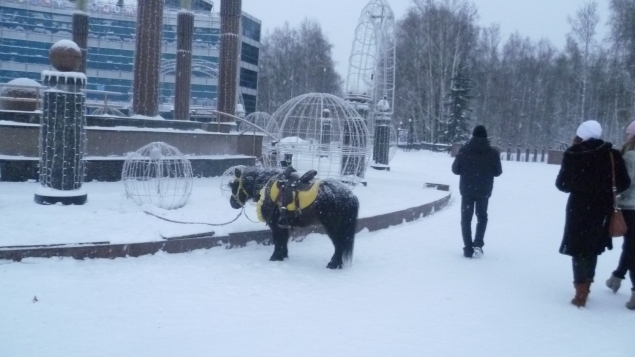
[
  {"xmin": 269, "ymin": 254, "xmax": 285, "ymax": 261},
  {"xmin": 326, "ymin": 261, "xmax": 343, "ymax": 269}
]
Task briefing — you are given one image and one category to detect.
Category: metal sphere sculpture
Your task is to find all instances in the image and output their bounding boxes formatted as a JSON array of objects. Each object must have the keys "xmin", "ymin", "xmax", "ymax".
[
  {"xmin": 244, "ymin": 112, "xmax": 280, "ymax": 167},
  {"xmin": 270, "ymin": 93, "xmax": 371, "ymax": 187},
  {"xmin": 122, "ymin": 142, "xmax": 194, "ymax": 210},
  {"xmin": 49, "ymin": 39, "xmax": 82, "ymax": 72}
]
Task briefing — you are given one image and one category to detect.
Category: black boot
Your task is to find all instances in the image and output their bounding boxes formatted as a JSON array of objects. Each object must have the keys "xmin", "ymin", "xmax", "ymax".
[{"xmin": 463, "ymin": 247, "xmax": 474, "ymax": 258}]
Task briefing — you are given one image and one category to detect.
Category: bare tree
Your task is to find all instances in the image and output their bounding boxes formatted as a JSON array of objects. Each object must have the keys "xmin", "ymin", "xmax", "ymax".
[
  {"xmin": 568, "ymin": 1, "xmax": 600, "ymax": 122},
  {"xmin": 394, "ymin": 0, "xmax": 477, "ymax": 143},
  {"xmin": 257, "ymin": 20, "xmax": 342, "ymax": 114}
]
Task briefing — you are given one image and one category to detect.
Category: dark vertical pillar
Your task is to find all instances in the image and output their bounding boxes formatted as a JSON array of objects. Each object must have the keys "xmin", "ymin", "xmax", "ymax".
[
  {"xmin": 175, "ymin": 10, "xmax": 194, "ymax": 120},
  {"xmin": 133, "ymin": 0, "xmax": 164, "ymax": 117},
  {"xmin": 35, "ymin": 72, "xmax": 87, "ymax": 205},
  {"xmin": 373, "ymin": 124, "xmax": 390, "ymax": 165},
  {"xmin": 72, "ymin": 12, "xmax": 89, "ymax": 74},
  {"xmin": 320, "ymin": 108, "xmax": 331, "ymax": 157},
  {"xmin": 218, "ymin": 0, "xmax": 242, "ymax": 121}
]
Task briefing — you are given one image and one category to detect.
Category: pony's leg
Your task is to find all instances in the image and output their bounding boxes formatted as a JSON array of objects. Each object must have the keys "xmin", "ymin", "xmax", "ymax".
[
  {"xmin": 319, "ymin": 214, "xmax": 346, "ymax": 269},
  {"xmin": 268, "ymin": 210, "xmax": 290, "ymax": 261},
  {"xmin": 320, "ymin": 202, "xmax": 358, "ymax": 269},
  {"xmin": 327, "ymin": 246, "xmax": 344, "ymax": 269}
]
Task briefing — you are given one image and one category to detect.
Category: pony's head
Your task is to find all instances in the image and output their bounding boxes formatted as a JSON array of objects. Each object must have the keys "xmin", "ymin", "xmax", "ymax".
[
  {"xmin": 229, "ymin": 167, "xmax": 251, "ymax": 209},
  {"xmin": 227, "ymin": 166, "xmax": 282, "ymax": 209}
]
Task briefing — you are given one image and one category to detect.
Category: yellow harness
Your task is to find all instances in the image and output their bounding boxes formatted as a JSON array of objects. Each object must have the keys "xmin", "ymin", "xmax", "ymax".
[{"xmin": 255, "ymin": 180, "xmax": 322, "ymax": 222}]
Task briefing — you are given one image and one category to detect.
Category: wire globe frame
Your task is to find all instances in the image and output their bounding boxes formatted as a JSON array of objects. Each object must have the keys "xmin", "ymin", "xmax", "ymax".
[
  {"xmin": 268, "ymin": 93, "xmax": 371, "ymax": 187},
  {"xmin": 346, "ymin": 0, "xmax": 396, "ymax": 134},
  {"xmin": 243, "ymin": 112, "xmax": 280, "ymax": 167},
  {"xmin": 122, "ymin": 142, "xmax": 194, "ymax": 210}
]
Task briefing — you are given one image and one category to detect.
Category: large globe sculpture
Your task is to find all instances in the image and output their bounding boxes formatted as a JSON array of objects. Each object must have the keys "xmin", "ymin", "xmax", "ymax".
[
  {"xmin": 122, "ymin": 142, "xmax": 194, "ymax": 210},
  {"xmin": 268, "ymin": 93, "xmax": 371, "ymax": 187}
]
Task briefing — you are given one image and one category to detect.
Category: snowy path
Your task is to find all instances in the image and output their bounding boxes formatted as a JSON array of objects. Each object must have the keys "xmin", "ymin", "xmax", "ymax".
[{"xmin": 1, "ymin": 151, "xmax": 633, "ymax": 356}]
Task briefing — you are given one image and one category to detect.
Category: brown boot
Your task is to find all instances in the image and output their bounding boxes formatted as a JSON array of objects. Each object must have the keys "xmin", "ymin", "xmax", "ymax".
[{"xmin": 571, "ymin": 282, "xmax": 590, "ymax": 308}]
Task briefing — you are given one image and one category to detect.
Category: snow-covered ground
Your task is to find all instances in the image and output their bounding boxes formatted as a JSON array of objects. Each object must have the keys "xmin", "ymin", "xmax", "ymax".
[
  {"xmin": 0, "ymin": 152, "xmax": 448, "ymax": 246},
  {"xmin": 1, "ymin": 150, "xmax": 633, "ymax": 356}
]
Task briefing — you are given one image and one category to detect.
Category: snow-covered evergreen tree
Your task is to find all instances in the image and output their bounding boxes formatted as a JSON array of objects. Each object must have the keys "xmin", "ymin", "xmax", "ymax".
[{"xmin": 443, "ymin": 68, "xmax": 473, "ymax": 144}]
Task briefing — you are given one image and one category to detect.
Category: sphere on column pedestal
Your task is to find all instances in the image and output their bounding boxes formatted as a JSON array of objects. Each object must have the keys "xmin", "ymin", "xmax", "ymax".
[
  {"xmin": 49, "ymin": 39, "xmax": 82, "ymax": 72},
  {"xmin": 35, "ymin": 40, "xmax": 87, "ymax": 205}
]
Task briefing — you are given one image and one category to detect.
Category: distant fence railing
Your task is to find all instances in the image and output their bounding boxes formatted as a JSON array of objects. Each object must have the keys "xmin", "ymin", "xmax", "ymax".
[
  {"xmin": 0, "ymin": 82, "xmax": 127, "ymax": 114},
  {"xmin": 398, "ymin": 142, "xmax": 451, "ymax": 152},
  {"xmin": 497, "ymin": 145, "xmax": 550, "ymax": 163},
  {"xmin": 408, "ymin": 138, "xmax": 566, "ymax": 165}
]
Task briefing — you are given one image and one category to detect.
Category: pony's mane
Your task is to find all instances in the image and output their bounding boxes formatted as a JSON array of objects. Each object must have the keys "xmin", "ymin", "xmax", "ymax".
[{"xmin": 241, "ymin": 167, "xmax": 284, "ymax": 198}]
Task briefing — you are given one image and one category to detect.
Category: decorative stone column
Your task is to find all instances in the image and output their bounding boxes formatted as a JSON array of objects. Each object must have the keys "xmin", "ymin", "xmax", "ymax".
[
  {"xmin": 132, "ymin": 0, "xmax": 164, "ymax": 117},
  {"xmin": 217, "ymin": 0, "xmax": 242, "ymax": 121},
  {"xmin": 35, "ymin": 40, "xmax": 87, "ymax": 205},
  {"xmin": 174, "ymin": 7, "xmax": 194, "ymax": 121}
]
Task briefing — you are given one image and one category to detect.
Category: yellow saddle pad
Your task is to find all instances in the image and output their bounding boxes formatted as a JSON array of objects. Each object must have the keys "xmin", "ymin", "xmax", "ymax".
[
  {"xmin": 255, "ymin": 180, "xmax": 322, "ymax": 222},
  {"xmin": 270, "ymin": 180, "xmax": 321, "ymax": 211}
]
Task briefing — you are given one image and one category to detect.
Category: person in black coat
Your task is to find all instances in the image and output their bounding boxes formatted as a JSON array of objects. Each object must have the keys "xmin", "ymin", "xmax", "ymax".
[
  {"xmin": 556, "ymin": 120, "xmax": 631, "ymax": 308},
  {"xmin": 452, "ymin": 125, "xmax": 503, "ymax": 258}
]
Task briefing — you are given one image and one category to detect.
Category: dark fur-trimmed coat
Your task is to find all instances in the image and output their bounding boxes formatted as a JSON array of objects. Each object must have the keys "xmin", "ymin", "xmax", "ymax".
[{"xmin": 556, "ymin": 139, "xmax": 631, "ymax": 256}]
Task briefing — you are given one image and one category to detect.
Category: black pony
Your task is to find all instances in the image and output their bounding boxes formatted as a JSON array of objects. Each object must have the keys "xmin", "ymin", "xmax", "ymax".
[{"xmin": 229, "ymin": 166, "xmax": 359, "ymax": 269}]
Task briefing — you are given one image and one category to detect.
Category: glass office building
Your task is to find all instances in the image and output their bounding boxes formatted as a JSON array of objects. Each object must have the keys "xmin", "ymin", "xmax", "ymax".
[{"xmin": 0, "ymin": 0, "xmax": 260, "ymax": 114}]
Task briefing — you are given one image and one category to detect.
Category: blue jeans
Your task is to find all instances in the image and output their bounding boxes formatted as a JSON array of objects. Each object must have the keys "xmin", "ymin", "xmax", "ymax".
[
  {"xmin": 461, "ymin": 196, "xmax": 489, "ymax": 252},
  {"xmin": 614, "ymin": 209, "xmax": 635, "ymax": 290}
]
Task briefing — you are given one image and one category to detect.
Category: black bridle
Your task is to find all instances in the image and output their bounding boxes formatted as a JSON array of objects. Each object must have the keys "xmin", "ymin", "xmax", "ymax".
[{"xmin": 231, "ymin": 176, "xmax": 251, "ymax": 208}]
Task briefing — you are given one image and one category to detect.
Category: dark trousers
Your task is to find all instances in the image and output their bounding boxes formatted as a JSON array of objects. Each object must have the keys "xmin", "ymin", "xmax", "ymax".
[
  {"xmin": 614, "ymin": 209, "xmax": 635, "ymax": 291},
  {"xmin": 461, "ymin": 196, "xmax": 489, "ymax": 251},
  {"xmin": 572, "ymin": 255, "xmax": 598, "ymax": 284}
]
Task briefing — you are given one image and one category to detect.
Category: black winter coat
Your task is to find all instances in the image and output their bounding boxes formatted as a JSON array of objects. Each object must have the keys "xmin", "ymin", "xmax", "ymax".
[
  {"xmin": 452, "ymin": 137, "xmax": 503, "ymax": 198},
  {"xmin": 556, "ymin": 139, "xmax": 631, "ymax": 257}
]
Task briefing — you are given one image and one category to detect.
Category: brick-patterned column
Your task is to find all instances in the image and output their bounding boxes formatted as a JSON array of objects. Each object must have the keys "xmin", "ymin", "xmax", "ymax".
[
  {"xmin": 217, "ymin": 0, "xmax": 241, "ymax": 121},
  {"xmin": 174, "ymin": 10, "xmax": 194, "ymax": 121},
  {"xmin": 72, "ymin": 12, "xmax": 89, "ymax": 74},
  {"xmin": 132, "ymin": 0, "xmax": 164, "ymax": 117},
  {"xmin": 35, "ymin": 71, "xmax": 87, "ymax": 205}
]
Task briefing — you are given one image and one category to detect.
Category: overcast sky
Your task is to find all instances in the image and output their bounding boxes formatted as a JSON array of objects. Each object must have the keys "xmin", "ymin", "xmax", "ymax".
[{"xmin": 241, "ymin": 0, "xmax": 611, "ymax": 78}]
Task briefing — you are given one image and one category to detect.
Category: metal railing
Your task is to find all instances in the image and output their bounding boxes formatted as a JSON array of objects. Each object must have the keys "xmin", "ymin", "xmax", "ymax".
[{"xmin": 0, "ymin": 82, "xmax": 132, "ymax": 113}]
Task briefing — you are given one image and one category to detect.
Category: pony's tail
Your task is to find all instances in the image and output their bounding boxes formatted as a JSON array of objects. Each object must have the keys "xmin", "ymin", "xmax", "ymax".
[{"xmin": 342, "ymin": 197, "xmax": 359, "ymax": 266}]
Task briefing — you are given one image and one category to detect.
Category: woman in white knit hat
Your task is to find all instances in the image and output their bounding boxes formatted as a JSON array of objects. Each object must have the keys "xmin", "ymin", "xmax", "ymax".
[
  {"xmin": 556, "ymin": 120, "xmax": 631, "ymax": 308},
  {"xmin": 605, "ymin": 119, "xmax": 635, "ymax": 310}
]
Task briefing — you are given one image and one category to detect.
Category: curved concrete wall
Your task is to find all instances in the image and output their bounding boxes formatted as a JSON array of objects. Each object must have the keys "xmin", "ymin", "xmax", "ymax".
[{"xmin": 0, "ymin": 193, "xmax": 451, "ymax": 261}]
